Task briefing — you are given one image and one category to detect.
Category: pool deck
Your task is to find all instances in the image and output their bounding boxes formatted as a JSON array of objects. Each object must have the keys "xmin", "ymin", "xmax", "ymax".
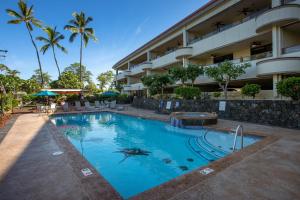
[{"xmin": 0, "ymin": 106, "xmax": 299, "ymax": 200}]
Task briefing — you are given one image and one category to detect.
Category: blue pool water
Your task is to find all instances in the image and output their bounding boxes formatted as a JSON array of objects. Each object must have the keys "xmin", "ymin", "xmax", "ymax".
[{"xmin": 51, "ymin": 112, "xmax": 261, "ymax": 199}]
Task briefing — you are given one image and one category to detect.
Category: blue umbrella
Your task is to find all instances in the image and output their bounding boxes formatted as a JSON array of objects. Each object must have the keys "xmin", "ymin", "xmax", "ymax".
[
  {"xmin": 101, "ymin": 91, "xmax": 119, "ymax": 97},
  {"xmin": 34, "ymin": 90, "xmax": 59, "ymax": 96}
]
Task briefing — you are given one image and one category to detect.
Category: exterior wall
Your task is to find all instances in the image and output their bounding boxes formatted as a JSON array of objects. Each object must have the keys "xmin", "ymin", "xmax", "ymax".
[
  {"xmin": 282, "ymin": 29, "xmax": 300, "ymax": 48},
  {"xmin": 132, "ymin": 98, "xmax": 300, "ymax": 129},
  {"xmin": 113, "ymin": 0, "xmax": 300, "ymax": 99},
  {"xmin": 233, "ymin": 47, "xmax": 250, "ymax": 60}
]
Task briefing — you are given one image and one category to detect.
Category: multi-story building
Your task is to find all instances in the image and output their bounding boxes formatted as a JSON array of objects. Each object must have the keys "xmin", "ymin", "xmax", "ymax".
[{"xmin": 113, "ymin": 0, "xmax": 300, "ymax": 99}]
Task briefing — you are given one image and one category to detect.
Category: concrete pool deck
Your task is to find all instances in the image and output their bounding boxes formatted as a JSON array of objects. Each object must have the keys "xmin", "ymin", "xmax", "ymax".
[{"xmin": 0, "ymin": 107, "xmax": 299, "ymax": 200}]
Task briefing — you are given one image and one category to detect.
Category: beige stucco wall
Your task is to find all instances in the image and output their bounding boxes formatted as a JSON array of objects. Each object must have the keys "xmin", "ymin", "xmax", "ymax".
[
  {"xmin": 233, "ymin": 47, "xmax": 251, "ymax": 59},
  {"xmin": 282, "ymin": 29, "xmax": 300, "ymax": 48}
]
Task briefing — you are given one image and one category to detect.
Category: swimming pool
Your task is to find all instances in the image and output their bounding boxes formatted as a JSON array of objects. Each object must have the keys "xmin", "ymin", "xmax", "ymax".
[{"xmin": 50, "ymin": 112, "xmax": 261, "ymax": 199}]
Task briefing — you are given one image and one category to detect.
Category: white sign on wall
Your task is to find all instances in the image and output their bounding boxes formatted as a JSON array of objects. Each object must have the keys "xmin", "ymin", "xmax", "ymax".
[{"xmin": 219, "ymin": 101, "xmax": 226, "ymax": 111}]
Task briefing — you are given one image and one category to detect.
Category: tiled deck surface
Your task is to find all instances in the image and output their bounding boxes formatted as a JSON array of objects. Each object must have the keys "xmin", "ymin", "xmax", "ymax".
[{"xmin": 0, "ymin": 106, "xmax": 299, "ymax": 200}]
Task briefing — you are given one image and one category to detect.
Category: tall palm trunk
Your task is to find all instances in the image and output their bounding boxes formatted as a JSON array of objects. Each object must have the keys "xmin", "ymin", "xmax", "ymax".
[
  {"xmin": 26, "ymin": 23, "xmax": 44, "ymax": 87},
  {"xmin": 79, "ymin": 33, "xmax": 83, "ymax": 87},
  {"xmin": 51, "ymin": 46, "xmax": 61, "ymax": 78}
]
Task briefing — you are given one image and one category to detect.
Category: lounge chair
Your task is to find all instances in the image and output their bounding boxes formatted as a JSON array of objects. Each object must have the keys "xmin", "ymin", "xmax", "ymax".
[
  {"xmin": 117, "ymin": 105, "xmax": 125, "ymax": 111},
  {"xmin": 101, "ymin": 101, "xmax": 109, "ymax": 109},
  {"xmin": 84, "ymin": 101, "xmax": 95, "ymax": 111},
  {"xmin": 95, "ymin": 101, "xmax": 101, "ymax": 108},
  {"xmin": 75, "ymin": 101, "xmax": 83, "ymax": 111},
  {"xmin": 49, "ymin": 103, "xmax": 56, "ymax": 113},
  {"xmin": 110, "ymin": 100, "xmax": 116, "ymax": 109},
  {"xmin": 166, "ymin": 101, "xmax": 172, "ymax": 110},
  {"xmin": 62, "ymin": 102, "xmax": 69, "ymax": 112}
]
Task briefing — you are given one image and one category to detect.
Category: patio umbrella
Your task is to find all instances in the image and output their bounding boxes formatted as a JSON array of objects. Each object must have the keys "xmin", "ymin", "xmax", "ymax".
[
  {"xmin": 33, "ymin": 90, "xmax": 59, "ymax": 97},
  {"xmin": 101, "ymin": 91, "xmax": 119, "ymax": 97},
  {"xmin": 33, "ymin": 90, "xmax": 59, "ymax": 105}
]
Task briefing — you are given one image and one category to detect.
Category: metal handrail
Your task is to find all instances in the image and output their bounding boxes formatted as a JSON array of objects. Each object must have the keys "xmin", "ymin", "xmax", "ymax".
[{"xmin": 232, "ymin": 125, "xmax": 244, "ymax": 152}]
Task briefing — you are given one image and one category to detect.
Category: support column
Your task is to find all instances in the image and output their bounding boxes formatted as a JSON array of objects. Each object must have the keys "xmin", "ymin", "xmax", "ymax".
[
  {"xmin": 145, "ymin": 69, "xmax": 152, "ymax": 97},
  {"xmin": 147, "ymin": 51, "xmax": 152, "ymax": 61},
  {"xmin": 272, "ymin": 25, "xmax": 282, "ymax": 58},
  {"xmin": 182, "ymin": 57, "xmax": 189, "ymax": 68},
  {"xmin": 183, "ymin": 29, "xmax": 188, "ymax": 47},
  {"xmin": 273, "ymin": 74, "xmax": 282, "ymax": 98},
  {"xmin": 128, "ymin": 62, "xmax": 131, "ymax": 70}
]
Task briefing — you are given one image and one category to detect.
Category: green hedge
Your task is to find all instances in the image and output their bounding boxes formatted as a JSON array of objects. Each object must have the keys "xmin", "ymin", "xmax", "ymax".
[
  {"xmin": 277, "ymin": 77, "xmax": 300, "ymax": 100},
  {"xmin": 175, "ymin": 86, "xmax": 201, "ymax": 100},
  {"xmin": 241, "ymin": 84, "xmax": 261, "ymax": 99}
]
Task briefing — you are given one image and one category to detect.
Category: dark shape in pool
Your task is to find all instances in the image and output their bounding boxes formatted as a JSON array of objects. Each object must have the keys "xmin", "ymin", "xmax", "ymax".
[
  {"xmin": 187, "ymin": 158, "xmax": 194, "ymax": 162},
  {"xmin": 163, "ymin": 158, "xmax": 172, "ymax": 164},
  {"xmin": 179, "ymin": 166, "xmax": 188, "ymax": 171},
  {"xmin": 115, "ymin": 148, "xmax": 151, "ymax": 163}
]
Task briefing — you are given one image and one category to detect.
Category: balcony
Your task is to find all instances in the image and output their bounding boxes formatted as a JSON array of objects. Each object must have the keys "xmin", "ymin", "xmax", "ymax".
[
  {"xmin": 190, "ymin": 18, "xmax": 259, "ymax": 57},
  {"xmin": 129, "ymin": 62, "xmax": 152, "ymax": 76},
  {"xmin": 175, "ymin": 47, "xmax": 193, "ymax": 59},
  {"xmin": 257, "ymin": 57, "xmax": 300, "ymax": 76},
  {"xmin": 116, "ymin": 71, "xmax": 131, "ymax": 81},
  {"xmin": 195, "ymin": 54, "xmax": 273, "ymax": 84},
  {"xmin": 151, "ymin": 51, "xmax": 177, "ymax": 69},
  {"xmin": 188, "ymin": 8, "xmax": 269, "ymax": 46},
  {"xmin": 123, "ymin": 83, "xmax": 144, "ymax": 91},
  {"xmin": 255, "ymin": 4, "xmax": 300, "ymax": 33},
  {"xmin": 282, "ymin": 44, "xmax": 300, "ymax": 55}
]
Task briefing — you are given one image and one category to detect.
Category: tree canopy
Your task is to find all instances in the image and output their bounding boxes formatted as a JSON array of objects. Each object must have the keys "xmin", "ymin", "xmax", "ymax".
[
  {"xmin": 63, "ymin": 62, "xmax": 92, "ymax": 84},
  {"xmin": 97, "ymin": 70, "xmax": 114, "ymax": 92},
  {"xmin": 205, "ymin": 61, "xmax": 250, "ymax": 99},
  {"xmin": 50, "ymin": 71, "xmax": 82, "ymax": 89},
  {"xmin": 30, "ymin": 69, "xmax": 52, "ymax": 87},
  {"xmin": 141, "ymin": 74, "xmax": 173, "ymax": 96}
]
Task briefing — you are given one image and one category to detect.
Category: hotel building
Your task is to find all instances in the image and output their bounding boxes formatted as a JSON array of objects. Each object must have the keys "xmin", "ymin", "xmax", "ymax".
[{"xmin": 113, "ymin": 0, "xmax": 300, "ymax": 99}]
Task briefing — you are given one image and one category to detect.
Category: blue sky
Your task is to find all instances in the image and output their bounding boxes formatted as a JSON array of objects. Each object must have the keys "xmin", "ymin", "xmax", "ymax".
[{"xmin": 1, "ymin": 0, "xmax": 209, "ymax": 82}]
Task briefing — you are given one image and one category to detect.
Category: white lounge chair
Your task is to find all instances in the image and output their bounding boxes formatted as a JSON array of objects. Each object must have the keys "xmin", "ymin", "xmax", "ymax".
[
  {"xmin": 166, "ymin": 101, "xmax": 172, "ymax": 110},
  {"xmin": 62, "ymin": 102, "xmax": 69, "ymax": 112},
  {"xmin": 75, "ymin": 101, "xmax": 83, "ymax": 111},
  {"xmin": 101, "ymin": 101, "xmax": 109, "ymax": 109},
  {"xmin": 50, "ymin": 103, "xmax": 56, "ymax": 113},
  {"xmin": 110, "ymin": 100, "xmax": 116, "ymax": 109},
  {"xmin": 95, "ymin": 101, "xmax": 101, "ymax": 108},
  {"xmin": 84, "ymin": 101, "xmax": 95, "ymax": 111}
]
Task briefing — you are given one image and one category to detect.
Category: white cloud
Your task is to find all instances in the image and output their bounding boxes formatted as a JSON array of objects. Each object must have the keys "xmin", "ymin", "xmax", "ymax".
[{"xmin": 134, "ymin": 17, "xmax": 150, "ymax": 35}]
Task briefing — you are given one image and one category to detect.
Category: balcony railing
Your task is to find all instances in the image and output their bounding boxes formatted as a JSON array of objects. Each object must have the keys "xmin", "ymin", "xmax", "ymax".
[
  {"xmin": 202, "ymin": 52, "xmax": 272, "ymax": 69},
  {"xmin": 188, "ymin": 7, "xmax": 270, "ymax": 45},
  {"xmin": 282, "ymin": 44, "xmax": 300, "ymax": 54}
]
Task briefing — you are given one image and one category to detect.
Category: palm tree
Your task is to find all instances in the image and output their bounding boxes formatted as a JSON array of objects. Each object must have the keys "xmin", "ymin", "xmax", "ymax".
[
  {"xmin": 36, "ymin": 26, "xmax": 67, "ymax": 78},
  {"xmin": 6, "ymin": 1, "xmax": 44, "ymax": 87},
  {"xmin": 7, "ymin": 69, "xmax": 20, "ymax": 77},
  {"xmin": 64, "ymin": 12, "xmax": 97, "ymax": 85}
]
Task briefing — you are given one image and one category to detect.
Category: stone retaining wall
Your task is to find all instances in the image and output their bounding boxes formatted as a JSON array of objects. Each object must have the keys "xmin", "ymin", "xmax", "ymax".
[{"xmin": 132, "ymin": 98, "xmax": 300, "ymax": 129}]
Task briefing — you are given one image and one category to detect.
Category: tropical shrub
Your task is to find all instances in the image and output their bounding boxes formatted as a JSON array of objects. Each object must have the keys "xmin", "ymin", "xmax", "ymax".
[
  {"xmin": 186, "ymin": 64, "xmax": 203, "ymax": 86},
  {"xmin": 65, "ymin": 94, "xmax": 80, "ymax": 102},
  {"xmin": 277, "ymin": 77, "xmax": 300, "ymax": 100},
  {"xmin": 205, "ymin": 61, "xmax": 250, "ymax": 99},
  {"xmin": 169, "ymin": 66, "xmax": 188, "ymax": 85},
  {"xmin": 241, "ymin": 84, "xmax": 261, "ymax": 99},
  {"xmin": 141, "ymin": 74, "xmax": 173, "ymax": 96},
  {"xmin": 175, "ymin": 86, "xmax": 201, "ymax": 100},
  {"xmin": 22, "ymin": 94, "xmax": 37, "ymax": 103}
]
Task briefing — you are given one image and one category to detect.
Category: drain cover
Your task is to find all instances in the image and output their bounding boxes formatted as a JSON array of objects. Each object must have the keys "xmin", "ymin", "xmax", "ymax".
[
  {"xmin": 52, "ymin": 151, "xmax": 64, "ymax": 156},
  {"xmin": 199, "ymin": 167, "xmax": 214, "ymax": 175},
  {"xmin": 81, "ymin": 168, "xmax": 93, "ymax": 176}
]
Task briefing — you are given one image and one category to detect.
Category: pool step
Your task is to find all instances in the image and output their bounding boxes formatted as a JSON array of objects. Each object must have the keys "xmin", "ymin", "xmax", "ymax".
[
  {"xmin": 187, "ymin": 137, "xmax": 218, "ymax": 162},
  {"xmin": 198, "ymin": 132, "xmax": 229, "ymax": 157}
]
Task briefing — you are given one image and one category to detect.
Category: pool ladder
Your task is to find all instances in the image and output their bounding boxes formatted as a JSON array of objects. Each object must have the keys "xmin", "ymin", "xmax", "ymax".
[{"xmin": 232, "ymin": 125, "xmax": 244, "ymax": 152}]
